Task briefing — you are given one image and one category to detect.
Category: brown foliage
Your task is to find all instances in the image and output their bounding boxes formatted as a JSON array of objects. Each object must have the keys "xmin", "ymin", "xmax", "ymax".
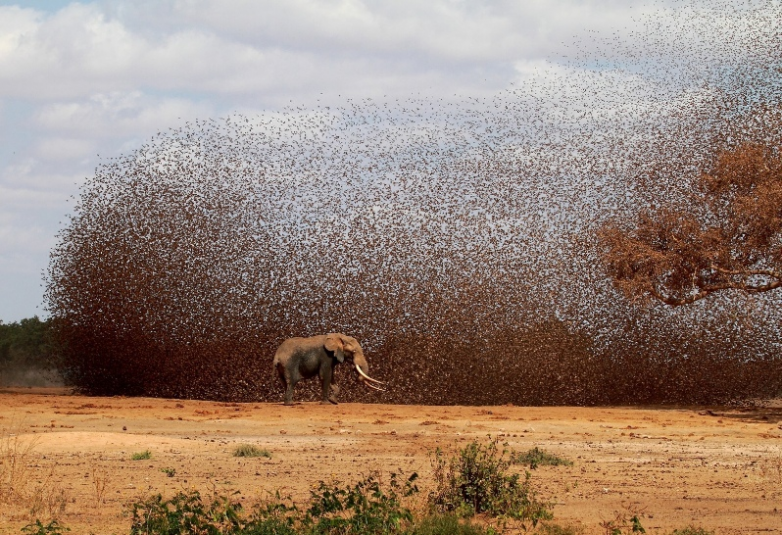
[{"xmin": 601, "ymin": 143, "xmax": 782, "ymax": 306}]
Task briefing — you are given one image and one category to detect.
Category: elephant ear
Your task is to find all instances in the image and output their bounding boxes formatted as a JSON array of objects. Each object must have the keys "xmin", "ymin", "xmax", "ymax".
[
  {"xmin": 341, "ymin": 336, "xmax": 360, "ymax": 353},
  {"xmin": 324, "ymin": 334, "xmax": 345, "ymax": 363}
]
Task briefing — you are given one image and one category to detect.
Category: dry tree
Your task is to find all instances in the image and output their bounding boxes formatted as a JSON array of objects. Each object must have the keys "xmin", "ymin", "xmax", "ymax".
[{"xmin": 602, "ymin": 143, "xmax": 782, "ymax": 306}]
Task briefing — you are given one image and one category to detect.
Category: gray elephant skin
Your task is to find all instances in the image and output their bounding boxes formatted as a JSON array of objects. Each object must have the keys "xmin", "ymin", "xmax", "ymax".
[{"xmin": 273, "ymin": 333, "xmax": 385, "ymax": 405}]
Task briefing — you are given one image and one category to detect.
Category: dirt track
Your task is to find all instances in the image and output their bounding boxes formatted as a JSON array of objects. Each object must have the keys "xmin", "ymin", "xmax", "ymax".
[{"xmin": 1, "ymin": 388, "xmax": 781, "ymax": 534}]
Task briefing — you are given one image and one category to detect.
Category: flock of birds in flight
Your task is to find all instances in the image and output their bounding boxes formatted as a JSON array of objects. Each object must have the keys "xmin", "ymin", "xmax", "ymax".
[{"xmin": 46, "ymin": 0, "xmax": 782, "ymax": 404}]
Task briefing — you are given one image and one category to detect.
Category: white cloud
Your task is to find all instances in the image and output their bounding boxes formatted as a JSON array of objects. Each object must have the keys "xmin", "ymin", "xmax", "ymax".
[
  {"xmin": 0, "ymin": 6, "xmax": 41, "ymax": 56},
  {"xmin": 0, "ymin": 1, "xmax": 665, "ymax": 103},
  {"xmin": 33, "ymin": 91, "xmax": 215, "ymax": 136},
  {"xmin": 0, "ymin": 217, "xmax": 56, "ymax": 253},
  {"xmin": 34, "ymin": 136, "xmax": 94, "ymax": 161},
  {"xmin": 171, "ymin": 0, "xmax": 654, "ymax": 62},
  {"xmin": 0, "ymin": 160, "xmax": 81, "ymax": 196},
  {"xmin": 0, "ymin": 4, "xmax": 265, "ymax": 99}
]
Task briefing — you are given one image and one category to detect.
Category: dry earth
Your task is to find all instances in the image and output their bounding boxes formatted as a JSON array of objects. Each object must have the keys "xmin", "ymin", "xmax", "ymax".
[{"xmin": 1, "ymin": 388, "xmax": 781, "ymax": 534}]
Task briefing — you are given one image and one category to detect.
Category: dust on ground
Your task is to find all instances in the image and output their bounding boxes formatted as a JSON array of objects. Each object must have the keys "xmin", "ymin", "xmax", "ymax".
[{"xmin": 0, "ymin": 388, "xmax": 780, "ymax": 534}]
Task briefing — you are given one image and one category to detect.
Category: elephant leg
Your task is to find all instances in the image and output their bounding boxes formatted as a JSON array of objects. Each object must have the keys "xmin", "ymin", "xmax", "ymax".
[
  {"xmin": 329, "ymin": 381, "xmax": 340, "ymax": 404},
  {"xmin": 319, "ymin": 365, "xmax": 335, "ymax": 405},
  {"xmin": 276, "ymin": 364, "xmax": 287, "ymax": 392},
  {"xmin": 283, "ymin": 370, "xmax": 298, "ymax": 406},
  {"xmin": 284, "ymin": 381, "xmax": 296, "ymax": 405}
]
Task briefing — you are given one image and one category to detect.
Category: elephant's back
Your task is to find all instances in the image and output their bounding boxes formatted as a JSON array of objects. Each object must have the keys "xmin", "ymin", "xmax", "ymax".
[{"xmin": 274, "ymin": 335, "xmax": 326, "ymax": 359}]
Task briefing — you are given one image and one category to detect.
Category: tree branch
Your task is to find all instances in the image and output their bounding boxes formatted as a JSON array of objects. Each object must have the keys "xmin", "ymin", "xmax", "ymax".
[
  {"xmin": 648, "ymin": 277, "xmax": 780, "ymax": 306},
  {"xmin": 710, "ymin": 264, "xmax": 782, "ymax": 279}
]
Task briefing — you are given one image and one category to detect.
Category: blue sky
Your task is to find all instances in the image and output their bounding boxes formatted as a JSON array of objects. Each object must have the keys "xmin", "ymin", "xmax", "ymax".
[{"xmin": 0, "ymin": 0, "xmax": 755, "ymax": 321}]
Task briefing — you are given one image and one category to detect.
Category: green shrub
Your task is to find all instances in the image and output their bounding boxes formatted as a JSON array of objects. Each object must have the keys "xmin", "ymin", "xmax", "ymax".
[
  {"xmin": 241, "ymin": 495, "xmax": 300, "ymax": 535},
  {"xmin": 233, "ymin": 444, "xmax": 272, "ymax": 458},
  {"xmin": 128, "ymin": 473, "xmax": 418, "ymax": 535},
  {"xmin": 129, "ymin": 490, "xmax": 244, "ymax": 534},
  {"xmin": 511, "ymin": 448, "xmax": 573, "ymax": 470},
  {"xmin": 406, "ymin": 514, "xmax": 496, "ymax": 535},
  {"xmin": 600, "ymin": 515, "xmax": 646, "ymax": 535},
  {"xmin": 240, "ymin": 518, "xmax": 299, "ymax": 535},
  {"xmin": 671, "ymin": 528, "xmax": 714, "ymax": 535},
  {"xmin": 304, "ymin": 472, "xmax": 418, "ymax": 534},
  {"xmin": 131, "ymin": 450, "xmax": 152, "ymax": 460},
  {"xmin": 428, "ymin": 437, "xmax": 551, "ymax": 526},
  {"xmin": 20, "ymin": 520, "xmax": 69, "ymax": 535}
]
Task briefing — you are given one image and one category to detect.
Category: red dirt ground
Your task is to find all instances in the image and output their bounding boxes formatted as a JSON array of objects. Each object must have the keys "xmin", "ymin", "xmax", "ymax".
[{"xmin": 1, "ymin": 388, "xmax": 781, "ymax": 534}]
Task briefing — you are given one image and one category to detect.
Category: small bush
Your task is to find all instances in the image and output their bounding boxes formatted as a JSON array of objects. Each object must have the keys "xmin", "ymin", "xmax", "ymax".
[
  {"xmin": 20, "ymin": 520, "xmax": 69, "ymax": 535},
  {"xmin": 129, "ymin": 490, "xmax": 244, "ymax": 534},
  {"xmin": 131, "ymin": 450, "xmax": 152, "ymax": 460},
  {"xmin": 671, "ymin": 528, "xmax": 714, "ymax": 535},
  {"xmin": 600, "ymin": 514, "xmax": 646, "ymax": 535},
  {"xmin": 305, "ymin": 472, "xmax": 418, "ymax": 534},
  {"xmin": 128, "ymin": 473, "xmax": 418, "ymax": 535},
  {"xmin": 241, "ymin": 517, "xmax": 299, "ymax": 535},
  {"xmin": 428, "ymin": 437, "xmax": 551, "ymax": 526},
  {"xmin": 233, "ymin": 444, "xmax": 272, "ymax": 458},
  {"xmin": 406, "ymin": 514, "xmax": 496, "ymax": 535},
  {"xmin": 511, "ymin": 448, "xmax": 573, "ymax": 470}
]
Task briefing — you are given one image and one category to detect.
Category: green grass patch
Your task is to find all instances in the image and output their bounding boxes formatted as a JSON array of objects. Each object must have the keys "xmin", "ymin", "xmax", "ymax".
[
  {"xmin": 232, "ymin": 444, "xmax": 271, "ymax": 458},
  {"xmin": 407, "ymin": 514, "xmax": 497, "ymax": 535},
  {"xmin": 511, "ymin": 447, "xmax": 573, "ymax": 470},
  {"xmin": 537, "ymin": 522, "xmax": 584, "ymax": 535},
  {"xmin": 130, "ymin": 449, "xmax": 151, "ymax": 460}
]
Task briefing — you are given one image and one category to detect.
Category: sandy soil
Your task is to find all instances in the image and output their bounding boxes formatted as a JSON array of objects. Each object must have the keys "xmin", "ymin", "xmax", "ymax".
[{"xmin": 0, "ymin": 388, "xmax": 781, "ymax": 534}]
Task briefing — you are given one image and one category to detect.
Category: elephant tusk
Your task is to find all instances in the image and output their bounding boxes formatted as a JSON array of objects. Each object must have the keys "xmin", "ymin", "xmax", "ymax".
[
  {"xmin": 355, "ymin": 363, "xmax": 386, "ymax": 384},
  {"xmin": 362, "ymin": 380, "xmax": 386, "ymax": 392}
]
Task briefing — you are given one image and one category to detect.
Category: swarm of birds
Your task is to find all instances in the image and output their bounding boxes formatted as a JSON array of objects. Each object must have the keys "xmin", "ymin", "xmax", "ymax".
[{"xmin": 45, "ymin": 0, "xmax": 782, "ymax": 404}]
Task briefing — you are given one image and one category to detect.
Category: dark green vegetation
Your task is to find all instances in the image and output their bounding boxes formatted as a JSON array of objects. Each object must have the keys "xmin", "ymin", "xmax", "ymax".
[
  {"xmin": 670, "ymin": 529, "xmax": 715, "ymax": 535},
  {"xmin": 20, "ymin": 520, "xmax": 69, "ymax": 534},
  {"xmin": 127, "ymin": 476, "xmax": 472, "ymax": 535},
  {"xmin": 0, "ymin": 317, "xmax": 60, "ymax": 387},
  {"xmin": 511, "ymin": 448, "xmax": 573, "ymax": 470}
]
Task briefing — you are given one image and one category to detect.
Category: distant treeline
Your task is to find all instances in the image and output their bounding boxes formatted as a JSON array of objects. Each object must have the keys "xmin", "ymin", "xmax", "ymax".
[{"xmin": 0, "ymin": 317, "xmax": 62, "ymax": 387}]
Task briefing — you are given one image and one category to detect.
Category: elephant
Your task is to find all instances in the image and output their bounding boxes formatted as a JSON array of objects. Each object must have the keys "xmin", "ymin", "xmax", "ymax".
[{"xmin": 272, "ymin": 333, "xmax": 385, "ymax": 405}]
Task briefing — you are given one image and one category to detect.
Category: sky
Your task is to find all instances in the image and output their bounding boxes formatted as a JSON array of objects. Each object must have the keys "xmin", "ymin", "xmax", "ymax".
[{"xmin": 0, "ymin": 0, "xmax": 730, "ymax": 322}]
